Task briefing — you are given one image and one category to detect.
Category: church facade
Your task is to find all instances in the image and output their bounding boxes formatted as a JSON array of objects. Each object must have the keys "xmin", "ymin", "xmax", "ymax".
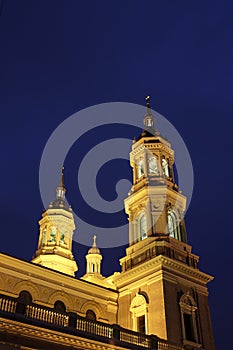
[{"xmin": 0, "ymin": 102, "xmax": 215, "ymax": 350}]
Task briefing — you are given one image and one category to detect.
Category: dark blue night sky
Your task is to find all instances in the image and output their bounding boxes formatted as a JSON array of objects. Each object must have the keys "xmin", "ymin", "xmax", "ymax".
[{"xmin": 0, "ymin": 1, "xmax": 232, "ymax": 349}]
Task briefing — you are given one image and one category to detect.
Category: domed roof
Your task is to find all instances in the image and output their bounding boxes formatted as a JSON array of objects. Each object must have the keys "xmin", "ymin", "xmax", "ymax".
[
  {"xmin": 48, "ymin": 166, "xmax": 71, "ymax": 211},
  {"xmin": 88, "ymin": 246, "xmax": 100, "ymax": 254},
  {"xmin": 88, "ymin": 235, "xmax": 101, "ymax": 255}
]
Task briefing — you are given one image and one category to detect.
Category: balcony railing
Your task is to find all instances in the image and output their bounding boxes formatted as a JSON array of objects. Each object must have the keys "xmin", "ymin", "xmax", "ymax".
[
  {"xmin": 76, "ymin": 316, "xmax": 113, "ymax": 338},
  {"xmin": 157, "ymin": 340, "xmax": 184, "ymax": 350},
  {"xmin": 120, "ymin": 327, "xmax": 152, "ymax": 348},
  {"xmin": 25, "ymin": 304, "xmax": 69, "ymax": 327},
  {"xmin": 0, "ymin": 294, "xmax": 16, "ymax": 313},
  {"xmin": 0, "ymin": 293, "xmax": 184, "ymax": 350}
]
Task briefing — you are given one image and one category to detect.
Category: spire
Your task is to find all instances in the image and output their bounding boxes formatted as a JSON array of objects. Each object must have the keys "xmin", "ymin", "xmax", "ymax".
[
  {"xmin": 88, "ymin": 235, "xmax": 100, "ymax": 254},
  {"xmin": 32, "ymin": 167, "xmax": 78, "ymax": 276},
  {"xmin": 48, "ymin": 166, "xmax": 70, "ymax": 210},
  {"xmin": 59, "ymin": 166, "xmax": 65, "ymax": 188},
  {"xmin": 144, "ymin": 95, "xmax": 155, "ymax": 128},
  {"xmin": 56, "ymin": 166, "xmax": 66, "ymax": 200},
  {"xmin": 146, "ymin": 95, "xmax": 152, "ymax": 116}
]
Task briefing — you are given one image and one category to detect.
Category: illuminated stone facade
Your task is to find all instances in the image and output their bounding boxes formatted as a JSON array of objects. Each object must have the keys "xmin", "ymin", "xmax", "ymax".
[{"xmin": 0, "ymin": 103, "xmax": 215, "ymax": 350}]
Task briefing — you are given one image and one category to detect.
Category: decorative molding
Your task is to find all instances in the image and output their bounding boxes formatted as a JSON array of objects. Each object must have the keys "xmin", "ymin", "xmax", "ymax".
[
  {"xmin": 12, "ymin": 280, "xmax": 40, "ymax": 301},
  {"xmin": 47, "ymin": 290, "xmax": 74, "ymax": 310},
  {"xmin": 114, "ymin": 255, "xmax": 213, "ymax": 286},
  {"xmin": 0, "ymin": 274, "xmax": 5, "ymax": 291},
  {"xmin": 80, "ymin": 300, "xmax": 104, "ymax": 319},
  {"xmin": 0, "ymin": 319, "xmax": 122, "ymax": 350}
]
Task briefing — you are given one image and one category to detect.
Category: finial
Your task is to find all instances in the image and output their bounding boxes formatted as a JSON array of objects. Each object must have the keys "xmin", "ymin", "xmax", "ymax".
[
  {"xmin": 145, "ymin": 95, "xmax": 152, "ymax": 116},
  {"xmin": 144, "ymin": 95, "xmax": 154, "ymax": 127},
  {"xmin": 59, "ymin": 165, "xmax": 65, "ymax": 188},
  {"xmin": 56, "ymin": 165, "xmax": 66, "ymax": 199},
  {"xmin": 93, "ymin": 235, "xmax": 97, "ymax": 247},
  {"xmin": 87, "ymin": 234, "xmax": 100, "ymax": 254}
]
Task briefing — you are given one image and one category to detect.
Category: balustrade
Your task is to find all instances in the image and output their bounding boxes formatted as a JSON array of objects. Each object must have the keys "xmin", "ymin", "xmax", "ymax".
[
  {"xmin": 0, "ymin": 295, "xmax": 16, "ymax": 313},
  {"xmin": 25, "ymin": 304, "xmax": 69, "ymax": 327},
  {"xmin": 120, "ymin": 328, "xmax": 152, "ymax": 348},
  {"xmin": 76, "ymin": 317, "xmax": 113, "ymax": 338},
  {"xmin": 0, "ymin": 293, "xmax": 184, "ymax": 350},
  {"xmin": 158, "ymin": 340, "xmax": 184, "ymax": 350}
]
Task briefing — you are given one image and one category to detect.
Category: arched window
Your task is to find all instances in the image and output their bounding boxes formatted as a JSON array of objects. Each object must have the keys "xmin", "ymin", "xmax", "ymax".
[
  {"xmin": 92, "ymin": 263, "xmax": 95, "ymax": 272},
  {"xmin": 138, "ymin": 213, "xmax": 147, "ymax": 241},
  {"xmin": 41, "ymin": 226, "xmax": 47, "ymax": 245},
  {"xmin": 60, "ymin": 231, "xmax": 65, "ymax": 244},
  {"xmin": 148, "ymin": 156, "xmax": 158, "ymax": 174},
  {"xmin": 54, "ymin": 300, "xmax": 66, "ymax": 313},
  {"xmin": 138, "ymin": 159, "xmax": 144, "ymax": 178},
  {"xmin": 50, "ymin": 226, "xmax": 56, "ymax": 242},
  {"xmin": 18, "ymin": 290, "xmax": 32, "ymax": 304},
  {"xmin": 16, "ymin": 290, "xmax": 32, "ymax": 314},
  {"xmin": 167, "ymin": 209, "xmax": 182, "ymax": 241},
  {"xmin": 130, "ymin": 293, "xmax": 148, "ymax": 334},
  {"xmin": 86, "ymin": 309, "xmax": 96, "ymax": 321},
  {"xmin": 179, "ymin": 294, "xmax": 199, "ymax": 344},
  {"xmin": 162, "ymin": 158, "xmax": 169, "ymax": 177}
]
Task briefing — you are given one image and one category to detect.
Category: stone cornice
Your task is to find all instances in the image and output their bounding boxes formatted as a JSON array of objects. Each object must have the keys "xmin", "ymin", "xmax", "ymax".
[
  {"xmin": 113, "ymin": 255, "xmax": 213, "ymax": 288},
  {"xmin": 0, "ymin": 253, "xmax": 118, "ymax": 300},
  {"xmin": 0, "ymin": 318, "xmax": 124, "ymax": 350},
  {"xmin": 122, "ymin": 238, "xmax": 197, "ymax": 263},
  {"xmin": 131, "ymin": 140, "xmax": 173, "ymax": 159}
]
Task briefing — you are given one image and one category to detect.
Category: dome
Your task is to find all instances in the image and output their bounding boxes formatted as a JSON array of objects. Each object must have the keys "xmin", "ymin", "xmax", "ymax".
[
  {"xmin": 88, "ymin": 235, "xmax": 101, "ymax": 255},
  {"xmin": 88, "ymin": 246, "xmax": 100, "ymax": 254}
]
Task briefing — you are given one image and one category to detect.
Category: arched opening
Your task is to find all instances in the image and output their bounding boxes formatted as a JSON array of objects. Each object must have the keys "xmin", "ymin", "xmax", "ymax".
[
  {"xmin": 148, "ymin": 156, "xmax": 158, "ymax": 174},
  {"xmin": 138, "ymin": 213, "xmax": 147, "ymax": 241},
  {"xmin": 41, "ymin": 226, "xmax": 47, "ymax": 245},
  {"xmin": 18, "ymin": 290, "xmax": 32, "ymax": 304},
  {"xmin": 54, "ymin": 300, "xmax": 66, "ymax": 313},
  {"xmin": 167, "ymin": 209, "xmax": 182, "ymax": 241},
  {"xmin": 179, "ymin": 294, "xmax": 199, "ymax": 344},
  {"xmin": 130, "ymin": 293, "xmax": 148, "ymax": 334},
  {"xmin": 60, "ymin": 231, "xmax": 65, "ymax": 244},
  {"xmin": 16, "ymin": 290, "xmax": 32, "ymax": 314},
  {"xmin": 138, "ymin": 159, "xmax": 144, "ymax": 178},
  {"xmin": 50, "ymin": 226, "xmax": 56, "ymax": 242},
  {"xmin": 162, "ymin": 157, "xmax": 169, "ymax": 177},
  {"xmin": 86, "ymin": 309, "xmax": 96, "ymax": 321}
]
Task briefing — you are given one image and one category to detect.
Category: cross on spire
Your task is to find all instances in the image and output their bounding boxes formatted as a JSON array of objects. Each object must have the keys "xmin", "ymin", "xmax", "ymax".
[{"xmin": 144, "ymin": 95, "xmax": 154, "ymax": 127}]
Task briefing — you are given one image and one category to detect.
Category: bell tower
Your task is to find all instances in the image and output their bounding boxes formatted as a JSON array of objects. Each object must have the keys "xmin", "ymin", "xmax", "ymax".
[
  {"xmin": 32, "ymin": 167, "xmax": 78, "ymax": 276},
  {"xmin": 125, "ymin": 96, "xmax": 187, "ymax": 245},
  {"xmin": 113, "ymin": 98, "xmax": 215, "ymax": 350}
]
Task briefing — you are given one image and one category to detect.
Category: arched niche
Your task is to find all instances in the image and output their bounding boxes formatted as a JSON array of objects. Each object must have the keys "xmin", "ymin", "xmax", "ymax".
[
  {"xmin": 80, "ymin": 300, "xmax": 103, "ymax": 320},
  {"xmin": 179, "ymin": 293, "xmax": 199, "ymax": 344},
  {"xmin": 48, "ymin": 291, "xmax": 73, "ymax": 311},
  {"xmin": 13, "ymin": 280, "xmax": 40, "ymax": 302},
  {"xmin": 130, "ymin": 293, "xmax": 148, "ymax": 333}
]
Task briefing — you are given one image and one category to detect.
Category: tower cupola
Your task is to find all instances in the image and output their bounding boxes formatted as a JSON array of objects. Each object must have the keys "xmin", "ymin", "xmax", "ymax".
[
  {"xmin": 31, "ymin": 167, "xmax": 78, "ymax": 276},
  {"xmin": 125, "ymin": 98, "xmax": 187, "ymax": 247},
  {"xmin": 85, "ymin": 235, "xmax": 102, "ymax": 275}
]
